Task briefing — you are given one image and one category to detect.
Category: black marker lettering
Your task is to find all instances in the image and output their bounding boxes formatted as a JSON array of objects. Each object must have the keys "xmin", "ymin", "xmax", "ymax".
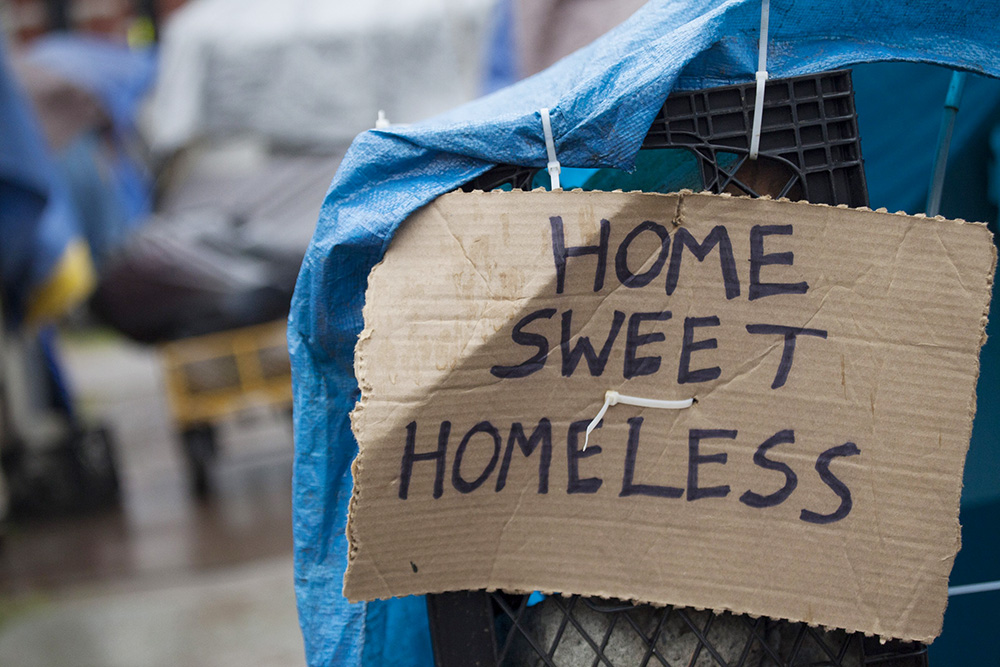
[
  {"xmin": 624, "ymin": 311, "xmax": 672, "ymax": 379},
  {"xmin": 452, "ymin": 421, "xmax": 501, "ymax": 494},
  {"xmin": 615, "ymin": 220, "xmax": 670, "ymax": 287},
  {"xmin": 800, "ymin": 442, "xmax": 861, "ymax": 524},
  {"xmin": 687, "ymin": 429, "xmax": 735, "ymax": 501},
  {"xmin": 620, "ymin": 417, "xmax": 683, "ymax": 498},
  {"xmin": 399, "ymin": 420, "xmax": 448, "ymax": 500},
  {"xmin": 491, "ymin": 308, "xmax": 556, "ymax": 379},
  {"xmin": 550, "ymin": 216, "xmax": 610, "ymax": 294},
  {"xmin": 745, "ymin": 324, "xmax": 828, "ymax": 388},
  {"xmin": 749, "ymin": 224, "xmax": 809, "ymax": 300},
  {"xmin": 567, "ymin": 419, "xmax": 602, "ymax": 494},
  {"xmin": 496, "ymin": 419, "xmax": 552, "ymax": 494},
  {"xmin": 561, "ymin": 309, "xmax": 626, "ymax": 377},
  {"xmin": 739, "ymin": 429, "xmax": 798, "ymax": 508},
  {"xmin": 666, "ymin": 226, "xmax": 740, "ymax": 299},
  {"xmin": 678, "ymin": 316, "xmax": 721, "ymax": 384}
]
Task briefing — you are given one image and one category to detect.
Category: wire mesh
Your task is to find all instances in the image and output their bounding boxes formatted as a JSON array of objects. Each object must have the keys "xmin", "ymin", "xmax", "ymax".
[{"xmin": 486, "ymin": 592, "xmax": 926, "ymax": 667}]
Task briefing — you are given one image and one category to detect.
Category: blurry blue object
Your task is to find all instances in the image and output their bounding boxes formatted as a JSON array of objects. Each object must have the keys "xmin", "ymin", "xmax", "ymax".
[
  {"xmin": 289, "ymin": 2, "xmax": 1000, "ymax": 665},
  {"xmin": 37, "ymin": 324, "xmax": 75, "ymax": 417},
  {"xmin": 24, "ymin": 34, "xmax": 157, "ymax": 224},
  {"xmin": 24, "ymin": 34, "xmax": 156, "ymax": 140},
  {"xmin": 1, "ymin": 35, "xmax": 52, "ymax": 288},
  {"xmin": 57, "ymin": 133, "xmax": 129, "ymax": 268},
  {"xmin": 1, "ymin": 31, "xmax": 93, "ymax": 325},
  {"xmin": 482, "ymin": 0, "xmax": 518, "ymax": 95}
]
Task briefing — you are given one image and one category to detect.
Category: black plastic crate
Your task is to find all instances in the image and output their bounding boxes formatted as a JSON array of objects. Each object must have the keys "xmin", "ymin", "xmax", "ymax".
[
  {"xmin": 645, "ymin": 70, "xmax": 868, "ymax": 206},
  {"xmin": 439, "ymin": 70, "xmax": 925, "ymax": 667},
  {"xmin": 465, "ymin": 69, "xmax": 868, "ymax": 208}
]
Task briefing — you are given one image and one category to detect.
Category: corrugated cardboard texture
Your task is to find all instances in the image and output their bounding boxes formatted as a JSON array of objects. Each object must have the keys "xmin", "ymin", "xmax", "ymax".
[{"xmin": 348, "ymin": 190, "xmax": 995, "ymax": 642}]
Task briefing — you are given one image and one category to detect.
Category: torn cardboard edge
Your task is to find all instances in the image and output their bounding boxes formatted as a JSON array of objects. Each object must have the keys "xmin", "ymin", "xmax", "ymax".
[{"xmin": 347, "ymin": 189, "xmax": 996, "ymax": 643}]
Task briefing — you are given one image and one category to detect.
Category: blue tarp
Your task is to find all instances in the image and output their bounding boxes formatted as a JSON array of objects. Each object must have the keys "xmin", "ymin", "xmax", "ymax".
[
  {"xmin": 289, "ymin": 2, "xmax": 1000, "ymax": 665},
  {"xmin": 23, "ymin": 34, "xmax": 157, "ymax": 240},
  {"xmin": 0, "ymin": 36, "xmax": 50, "ymax": 247},
  {"xmin": 0, "ymin": 30, "xmax": 78, "ymax": 323},
  {"xmin": 2, "ymin": 31, "xmax": 157, "ymax": 323},
  {"xmin": 24, "ymin": 34, "xmax": 155, "ymax": 138}
]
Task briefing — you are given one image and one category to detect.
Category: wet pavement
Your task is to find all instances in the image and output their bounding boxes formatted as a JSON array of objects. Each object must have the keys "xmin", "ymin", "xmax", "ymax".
[{"xmin": 0, "ymin": 333, "xmax": 304, "ymax": 665}]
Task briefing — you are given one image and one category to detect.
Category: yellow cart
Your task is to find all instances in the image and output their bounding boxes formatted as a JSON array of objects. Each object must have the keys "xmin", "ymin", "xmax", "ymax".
[{"xmin": 160, "ymin": 320, "xmax": 292, "ymax": 496}]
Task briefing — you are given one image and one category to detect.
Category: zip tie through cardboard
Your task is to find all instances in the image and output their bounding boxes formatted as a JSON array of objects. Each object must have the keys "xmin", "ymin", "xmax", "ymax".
[
  {"xmin": 540, "ymin": 107, "xmax": 561, "ymax": 190},
  {"xmin": 749, "ymin": 0, "xmax": 769, "ymax": 160},
  {"xmin": 583, "ymin": 390, "xmax": 694, "ymax": 450}
]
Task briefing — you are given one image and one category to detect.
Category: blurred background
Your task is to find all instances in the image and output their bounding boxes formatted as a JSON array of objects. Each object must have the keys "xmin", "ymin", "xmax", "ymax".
[{"xmin": 0, "ymin": 1, "xmax": 998, "ymax": 665}]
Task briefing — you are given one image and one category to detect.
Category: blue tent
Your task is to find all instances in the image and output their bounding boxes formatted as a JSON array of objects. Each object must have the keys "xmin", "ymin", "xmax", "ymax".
[
  {"xmin": 289, "ymin": 2, "xmax": 1000, "ymax": 665},
  {"xmin": 1, "ymin": 31, "xmax": 92, "ymax": 325},
  {"xmin": 22, "ymin": 34, "xmax": 157, "ymax": 263}
]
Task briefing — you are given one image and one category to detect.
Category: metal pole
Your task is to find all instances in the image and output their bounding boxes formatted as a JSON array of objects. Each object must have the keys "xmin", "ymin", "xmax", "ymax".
[{"xmin": 926, "ymin": 70, "xmax": 968, "ymax": 217}]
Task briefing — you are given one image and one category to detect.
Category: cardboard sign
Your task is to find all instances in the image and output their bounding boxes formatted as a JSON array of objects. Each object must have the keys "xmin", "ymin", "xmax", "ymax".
[{"xmin": 347, "ymin": 190, "xmax": 995, "ymax": 642}]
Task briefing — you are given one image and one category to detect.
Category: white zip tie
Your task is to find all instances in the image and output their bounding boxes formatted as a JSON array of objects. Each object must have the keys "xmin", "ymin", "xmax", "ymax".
[
  {"xmin": 583, "ymin": 390, "xmax": 694, "ymax": 450},
  {"xmin": 540, "ymin": 107, "xmax": 561, "ymax": 190},
  {"xmin": 748, "ymin": 0, "xmax": 769, "ymax": 160},
  {"xmin": 948, "ymin": 579, "xmax": 1000, "ymax": 597}
]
